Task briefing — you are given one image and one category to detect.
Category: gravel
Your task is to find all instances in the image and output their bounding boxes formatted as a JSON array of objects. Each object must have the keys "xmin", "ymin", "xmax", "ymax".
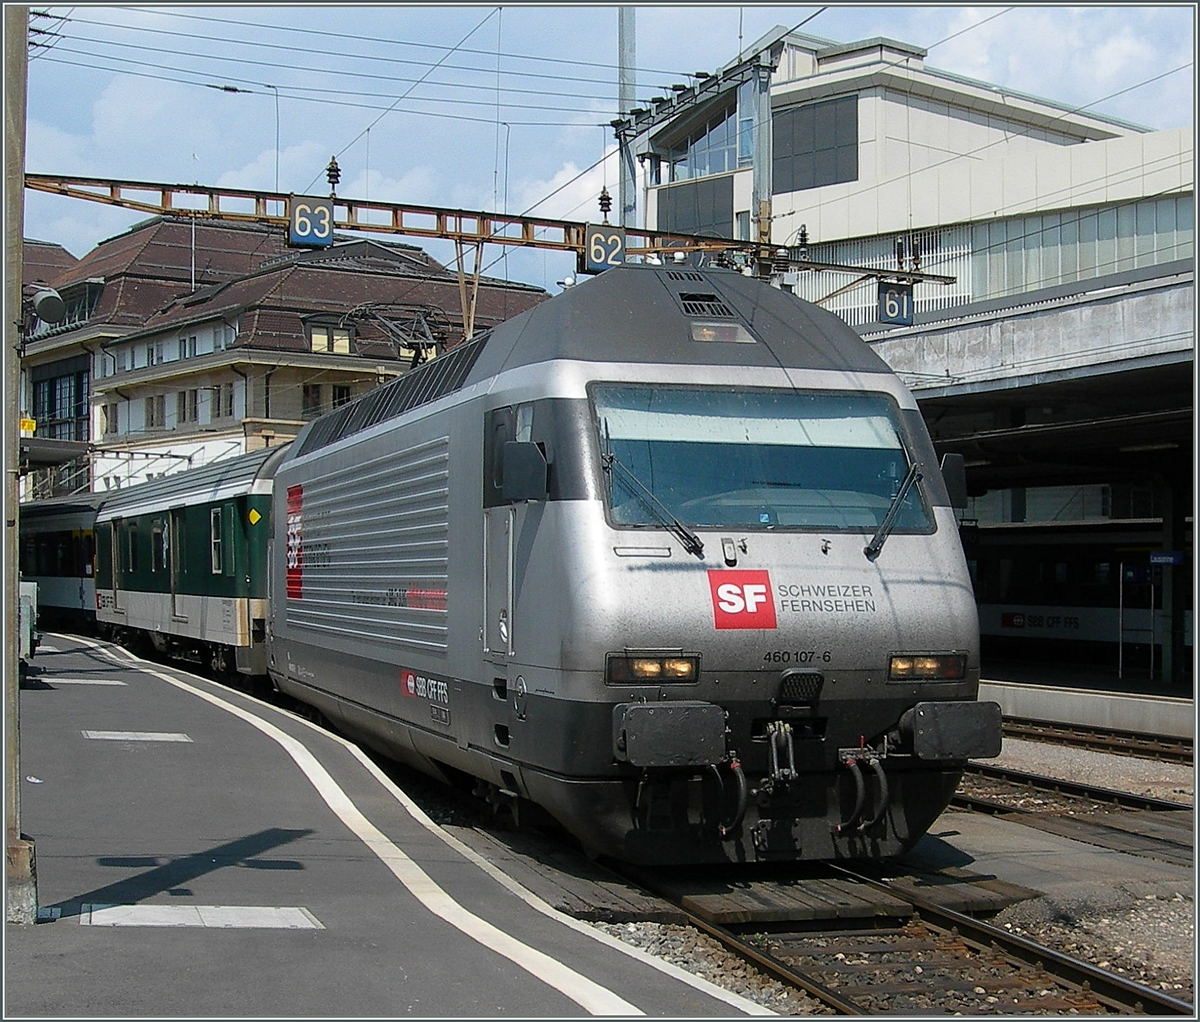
[
  {"xmin": 987, "ymin": 736, "xmax": 1194, "ymax": 805},
  {"xmin": 588, "ymin": 921, "xmax": 833, "ymax": 1015}
]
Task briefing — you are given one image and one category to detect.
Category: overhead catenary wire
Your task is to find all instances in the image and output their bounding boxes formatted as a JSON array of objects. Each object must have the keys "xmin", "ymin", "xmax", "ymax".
[
  {"xmin": 75, "ymin": 6, "xmax": 710, "ymax": 83},
  {"xmin": 59, "ymin": 11, "xmax": 689, "ymax": 95}
]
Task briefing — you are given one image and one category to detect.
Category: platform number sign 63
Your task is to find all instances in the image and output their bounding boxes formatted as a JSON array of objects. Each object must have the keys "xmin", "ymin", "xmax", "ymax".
[
  {"xmin": 289, "ymin": 196, "xmax": 335, "ymax": 248},
  {"xmin": 580, "ymin": 224, "xmax": 625, "ymax": 274}
]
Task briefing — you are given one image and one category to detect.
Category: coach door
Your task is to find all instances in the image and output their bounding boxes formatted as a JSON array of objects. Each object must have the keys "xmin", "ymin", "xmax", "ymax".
[
  {"xmin": 111, "ymin": 517, "xmax": 125, "ymax": 613},
  {"xmin": 170, "ymin": 507, "xmax": 186, "ymax": 619}
]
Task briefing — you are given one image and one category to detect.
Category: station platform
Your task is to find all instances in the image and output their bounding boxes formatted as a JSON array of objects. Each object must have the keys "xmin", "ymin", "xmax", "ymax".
[
  {"xmin": 6, "ymin": 634, "xmax": 770, "ymax": 1018},
  {"xmin": 982, "ymin": 656, "xmax": 1193, "ymax": 698},
  {"xmin": 980, "ymin": 658, "xmax": 1193, "ymax": 741}
]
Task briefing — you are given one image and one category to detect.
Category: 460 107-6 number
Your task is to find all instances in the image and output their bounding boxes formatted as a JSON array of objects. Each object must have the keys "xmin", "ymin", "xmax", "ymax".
[{"xmin": 763, "ymin": 649, "xmax": 832, "ymax": 664}]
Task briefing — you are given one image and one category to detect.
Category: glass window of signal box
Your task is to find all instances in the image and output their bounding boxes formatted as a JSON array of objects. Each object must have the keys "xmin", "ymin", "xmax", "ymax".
[{"xmin": 591, "ymin": 384, "xmax": 932, "ymax": 533}]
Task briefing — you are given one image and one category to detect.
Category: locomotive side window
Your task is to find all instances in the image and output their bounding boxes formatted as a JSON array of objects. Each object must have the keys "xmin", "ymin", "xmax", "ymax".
[
  {"xmin": 485, "ymin": 406, "xmax": 516, "ymax": 508},
  {"xmin": 591, "ymin": 384, "xmax": 934, "ymax": 533}
]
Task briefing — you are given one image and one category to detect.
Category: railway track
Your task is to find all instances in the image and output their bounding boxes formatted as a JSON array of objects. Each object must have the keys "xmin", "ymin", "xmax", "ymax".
[
  {"xmin": 954, "ymin": 764, "xmax": 1192, "ymax": 867},
  {"xmin": 636, "ymin": 865, "xmax": 1195, "ymax": 1016},
  {"xmin": 1003, "ymin": 718, "xmax": 1193, "ymax": 765},
  {"xmin": 961, "ymin": 762, "xmax": 1193, "ymax": 813}
]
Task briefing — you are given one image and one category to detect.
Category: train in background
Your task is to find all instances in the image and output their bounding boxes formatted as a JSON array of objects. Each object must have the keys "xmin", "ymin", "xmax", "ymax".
[
  {"xmin": 18, "ymin": 494, "xmax": 103, "ymax": 632},
  {"xmin": 966, "ymin": 519, "xmax": 1193, "ymax": 670},
  {"xmin": 20, "ymin": 263, "xmax": 1002, "ymax": 866}
]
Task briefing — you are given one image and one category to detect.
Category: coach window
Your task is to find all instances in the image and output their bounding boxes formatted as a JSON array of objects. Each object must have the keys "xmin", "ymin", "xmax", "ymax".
[
  {"xmin": 151, "ymin": 520, "xmax": 167, "ymax": 573},
  {"xmin": 210, "ymin": 508, "xmax": 223, "ymax": 573},
  {"xmin": 127, "ymin": 525, "xmax": 139, "ymax": 573}
]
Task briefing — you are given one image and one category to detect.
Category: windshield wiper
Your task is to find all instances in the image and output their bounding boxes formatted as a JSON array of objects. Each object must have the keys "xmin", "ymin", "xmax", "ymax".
[
  {"xmin": 601, "ymin": 421, "xmax": 704, "ymax": 558},
  {"xmin": 864, "ymin": 462, "xmax": 922, "ymax": 561}
]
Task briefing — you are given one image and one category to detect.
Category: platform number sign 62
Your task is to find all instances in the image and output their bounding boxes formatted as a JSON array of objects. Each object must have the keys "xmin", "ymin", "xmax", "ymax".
[
  {"xmin": 580, "ymin": 224, "xmax": 625, "ymax": 274},
  {"xmin": 289, "ymin": 196, "xmax": 335, "ymax": 248}
]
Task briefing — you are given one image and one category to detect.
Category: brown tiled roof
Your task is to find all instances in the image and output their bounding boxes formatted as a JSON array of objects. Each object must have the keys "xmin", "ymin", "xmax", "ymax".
[
  {"xmin": 23, "ymin": 239, "xmax": 79, "ymax": 286},
  {"xmin": 47, "ymin": 216, "xmax": 289, "ymax": 291},
  {"xmin": 38, "ymin": 216, "xmax": 548, "ymax": 349},
  {"xmin": 121, "ymin": 250, "xmax": 548, "ymax": 353}
]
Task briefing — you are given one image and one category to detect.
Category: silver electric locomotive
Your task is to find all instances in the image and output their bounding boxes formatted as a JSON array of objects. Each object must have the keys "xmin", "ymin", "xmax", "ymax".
[{"xmin": 267, "ymin": 264, "xmax": 1001, "ymax": 865}]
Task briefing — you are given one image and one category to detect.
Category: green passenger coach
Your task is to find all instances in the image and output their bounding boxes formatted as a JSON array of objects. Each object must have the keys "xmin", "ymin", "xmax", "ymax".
[{"xmin": 94, "ymin": 446, "xmax": 287, "ymax": 675}]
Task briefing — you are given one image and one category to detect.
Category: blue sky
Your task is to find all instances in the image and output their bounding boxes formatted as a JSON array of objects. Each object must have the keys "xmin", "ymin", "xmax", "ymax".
[{"xmin": 23, "ymin": 4, "xmax": 1196, "ymax": 292}]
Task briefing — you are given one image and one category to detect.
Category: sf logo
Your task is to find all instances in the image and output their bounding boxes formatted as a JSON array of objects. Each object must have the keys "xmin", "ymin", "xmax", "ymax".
[{"xmin": 708, "ymin": 570, "xmax": 777, "ymax": 629}]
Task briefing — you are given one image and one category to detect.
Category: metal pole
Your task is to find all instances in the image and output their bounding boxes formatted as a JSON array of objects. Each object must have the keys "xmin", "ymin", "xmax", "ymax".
[
  {"xmin": 617, "ymin": 6, "xmax": 636, "ymax": 228},
  {"xmin": 1117, "ymin": 561, "xmax": 1124, "ymax": 681},
  {"xmin": 5, "ymin": 3, "xmax": 37, "ymax": 924},
  {"xmin": 1149, "ymin": 576, "xmax": 1155, "ymax": 682}
]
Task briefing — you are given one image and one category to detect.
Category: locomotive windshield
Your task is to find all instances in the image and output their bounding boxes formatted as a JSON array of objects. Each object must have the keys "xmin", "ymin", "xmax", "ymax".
[{"xmin": 592, "ymin": 384, "xmax": 933, "ymax": 533}]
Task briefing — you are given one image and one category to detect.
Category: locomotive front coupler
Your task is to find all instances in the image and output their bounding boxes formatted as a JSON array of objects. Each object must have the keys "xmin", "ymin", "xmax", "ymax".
[{"xmin": 752, "ymin": 720, "xmax": 799, "ymax": 798}]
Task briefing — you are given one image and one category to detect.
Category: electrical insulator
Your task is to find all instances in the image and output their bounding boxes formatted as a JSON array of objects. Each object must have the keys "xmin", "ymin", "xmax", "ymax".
[
  {"xmin": 326, "ymin": 156, "xmax": 341, "ymax": 195},
  {"xmin": 895, "ymin": 237, "xmax": 906, "ymax": 269},
  {"xmin": 598, "ymin": 186, "xmax": 612, "ymax": 222}
]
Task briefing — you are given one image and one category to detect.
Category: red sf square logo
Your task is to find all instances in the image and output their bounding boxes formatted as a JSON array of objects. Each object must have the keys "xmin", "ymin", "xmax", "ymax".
[{"xmin": 708, "ymin": 570, "xmax": 776, "ymax": 630}]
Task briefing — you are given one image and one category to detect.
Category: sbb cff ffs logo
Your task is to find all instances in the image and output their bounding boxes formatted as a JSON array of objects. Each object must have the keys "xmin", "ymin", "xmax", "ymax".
[
  {"xmin": 708, "ymin": 570, "xmax": 777, "ymax": 629},
  {"xmin": 286, "ymin": 484, "xmax": 303, "ymax": 599}
]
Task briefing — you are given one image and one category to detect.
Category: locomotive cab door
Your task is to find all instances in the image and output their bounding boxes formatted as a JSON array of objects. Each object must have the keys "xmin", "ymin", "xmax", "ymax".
[
  {"xmin": 483, "ymin": 406, "xmax": 518, "ymax": 662},
  {"xmin": 483, "ymin": 404, "xmax": 545, "ymax": 664},
  {"xmin": 483, "ymin": 507, "xmax": 514, "ymax": 661}
]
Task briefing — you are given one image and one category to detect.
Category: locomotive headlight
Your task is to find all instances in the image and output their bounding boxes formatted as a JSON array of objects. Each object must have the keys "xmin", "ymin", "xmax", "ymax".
[
  {"xmin": 607, "ymin": 654, "xmax": 699, "ymax": 684},
  {"xmin": 888, "ymin": 653, "xmax": 967, "ymax": 681}
]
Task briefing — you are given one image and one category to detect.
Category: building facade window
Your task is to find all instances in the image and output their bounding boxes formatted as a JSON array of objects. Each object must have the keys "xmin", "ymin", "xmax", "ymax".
[
  {"xmin": 772, "ymin": 94, "xmax": 859, "ymax": 194},
  {"xmin": 103, "ymin": 402, "xmax": 119, "ymax": 435},
  {"xmin": 332, "ymin": 384, "xmax": 351, "ymax": 408},
  {"xmin": 664, "ymin": 101, "xmax": 739, "ymax": 182},
  {"xmin": 310, "ymin": 324, "xmax": 352, "ymax": 354},
  {"xmin": 302, "ymin": 384, "xmax": 322, "ymax": 417},
  {"xmin": 176, "ymin": 388, "xmax": 199, "ymax": 424},
  {"xmin": 31, "ymin": 360, "xmax": 90, "ymax": 441},
  {"xmin": 210, "ymin": 382, "xmax": 234, "ymax": 419},
  {"xmin": 145, "ymin": 394, "xmax": 167, "ymax": 429},
  {"xmin": 656, "ymin": 174, "xmax": 736, "ymax": 238},
  {"xmin": 178, "ymin": 334, "xmax": 197, "ymax": 360}
]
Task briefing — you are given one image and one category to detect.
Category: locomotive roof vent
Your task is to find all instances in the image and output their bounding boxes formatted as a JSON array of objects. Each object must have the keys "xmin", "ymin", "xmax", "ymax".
[
  {"xmin": 666, "ymin": 270, "xmax": 704, "ymax": 282},
  {"xmin": 677, "ymin": 291, "xmax": 735, "ymax": 318}
]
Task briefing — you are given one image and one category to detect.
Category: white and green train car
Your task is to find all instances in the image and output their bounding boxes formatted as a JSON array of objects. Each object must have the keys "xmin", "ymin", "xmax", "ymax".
[{"xmin": 94, "ymin": 447, "xmax": 288, "ymax": 675}]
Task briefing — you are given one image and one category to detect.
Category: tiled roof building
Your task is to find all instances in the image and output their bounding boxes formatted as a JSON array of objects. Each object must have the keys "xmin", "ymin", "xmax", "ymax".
[{"xmin": 21, "ymin": 217, "xmax": 547, "ymax": 495}]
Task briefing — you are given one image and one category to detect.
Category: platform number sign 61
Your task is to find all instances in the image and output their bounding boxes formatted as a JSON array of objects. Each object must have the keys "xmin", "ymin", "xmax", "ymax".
[
  {"xmin": 289, "ymin": 196, "xmax": 335, "ymax": 248},
  {"xmin": 878, "ymin": 282, "xmax": 914, "ymax": 326},
  {"xmin": 580, "ymin": 224, "xmax": 625, "ymax": 274}
]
